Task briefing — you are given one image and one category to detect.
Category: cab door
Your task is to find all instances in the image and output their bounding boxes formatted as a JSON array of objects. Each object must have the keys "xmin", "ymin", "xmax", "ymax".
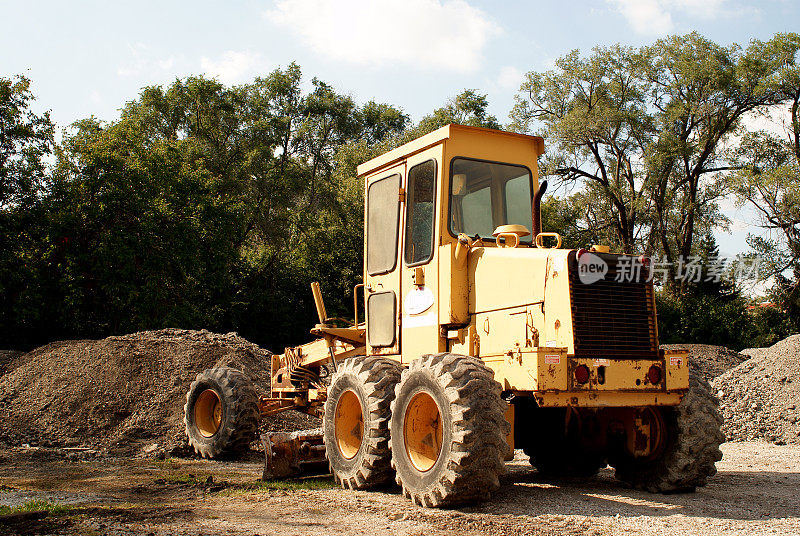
[
  {"xmin": 365, "ymin": 162, "xmax": 405, "ymax": 356},
  {"xmin": 399, "ymin": 157, "xmax": 441, "ymax": 363}
]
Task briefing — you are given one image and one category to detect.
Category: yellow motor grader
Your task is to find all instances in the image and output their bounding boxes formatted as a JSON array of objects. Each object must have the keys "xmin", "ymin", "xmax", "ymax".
[{"xmin": 183, "ymin": 124, "xmax": 724, "ymax": 507}]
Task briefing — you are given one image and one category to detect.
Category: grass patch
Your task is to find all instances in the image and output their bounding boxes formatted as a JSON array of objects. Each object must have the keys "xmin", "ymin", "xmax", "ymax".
[
  {"xmin": 151, "ymin": 457, "xmax": 180, "ymax": 471},
  {"xmin": 220, "ymin": 476, "xmax": 335, "ymax": 495},
  {"xmin": 259, "ymin": 476, "xmax": 335, "ymax": 490},
  {"xmin": 160, "ymin": 473, "xmax": 211, "ymax": 486},
  {"xmin": 0, "ymin": 500, "xmax": 69, "ymax": 516}
]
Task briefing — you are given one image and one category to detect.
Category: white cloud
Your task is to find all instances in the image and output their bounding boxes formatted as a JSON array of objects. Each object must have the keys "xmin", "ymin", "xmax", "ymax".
[
  {"xmin": 497, "ymin": 65, "xmax": 523, "ymax": 90},
  {"xmin": 607, "ymin": 0, "xmax": 739, "ymax": 36},
  {"xmin": 200, "ymin": 51, "xmax": 265, "ymax": 85},
  {"xmin": 671, "ymin": 0, "xmax": 728, "ymax": 19},
  {"xmin": 608, "ymin": 0, "xmax": 674, "ymax": 35},
  {"xmin": 264, "ymin": 0, "xmax": 501, "ymax": 73},
  {"xmin": 117, "ymin": 43, "xmax": 178, "ymax": 77}
]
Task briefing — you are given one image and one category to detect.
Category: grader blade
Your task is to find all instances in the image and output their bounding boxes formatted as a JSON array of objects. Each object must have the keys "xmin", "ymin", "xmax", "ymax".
[{"xmin": 262, "ymin": 430, "xmax": 327, "ymax": 479}]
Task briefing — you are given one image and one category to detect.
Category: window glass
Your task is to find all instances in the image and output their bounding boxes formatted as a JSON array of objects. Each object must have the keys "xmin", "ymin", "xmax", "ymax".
[
  {"xmin": 449, "ymin": 158, "xmax": 533, "ymax": 242},
  {"xmin": 461, "ymin": 186, "xmax": 493, "ymax": 237},
  {"xmin": 404, "ymin": 160, "xmax": 436, "ymax": 265},
  {"xmin": 504, "ymin": 174, "xmax": 534, "ymax": 232},
  {"xmin": 367, "ymin": 173, "xmax": 400, "ymax": 275}
]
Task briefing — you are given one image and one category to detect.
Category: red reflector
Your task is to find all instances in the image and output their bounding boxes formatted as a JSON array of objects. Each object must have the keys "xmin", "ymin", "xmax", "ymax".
[
  {"xmin": 648, "ymin": 365, "xmax": 662, "ymax": 385},
  {"xmin": 577, "ymin": 248, "xmax": 589, "ymax": 260},
  {"xmin": 575, "ymin": 365, "xmax": 590, "ymax": 384}
]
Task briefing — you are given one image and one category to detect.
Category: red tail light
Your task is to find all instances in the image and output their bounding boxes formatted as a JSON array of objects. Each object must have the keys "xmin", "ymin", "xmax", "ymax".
[
  {"xmin": 647, "ymin": 365, "xmax": 662, "ymax": 385},
  {"xmin": 575, "ymin": 365, "xmax": 590, "ymax": 384}
]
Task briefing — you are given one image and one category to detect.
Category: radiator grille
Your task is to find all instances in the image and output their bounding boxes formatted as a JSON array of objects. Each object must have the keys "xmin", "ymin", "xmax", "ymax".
[{"xmin": 568, "ymin": 252, "xmax": 659, "ymax": 360}]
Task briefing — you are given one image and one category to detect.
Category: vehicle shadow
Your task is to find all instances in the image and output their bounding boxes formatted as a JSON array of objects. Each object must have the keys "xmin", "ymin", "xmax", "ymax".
[{"xmin": 463, "ymin": 462, "xmax": 800, "ymax": 522}]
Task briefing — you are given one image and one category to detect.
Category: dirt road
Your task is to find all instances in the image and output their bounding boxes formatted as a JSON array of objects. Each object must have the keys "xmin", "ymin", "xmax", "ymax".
[{"xmin": 1, "ymin": 441, "xmax": 798, "ymax": 536}]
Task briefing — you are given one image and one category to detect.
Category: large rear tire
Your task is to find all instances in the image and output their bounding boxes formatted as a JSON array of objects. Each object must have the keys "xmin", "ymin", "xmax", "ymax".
[
  {"xmin": 390, "ymin": 353, "xmax": 509, "ymax": 507},
  {"xmin": 184, "ymin": 367, "xmax": 260, "ymax": 458},
  {"xmin": 613, "ymin": 370, "xmax": 724, "ymax": 492},
  {"xmin": 323, "ymin": 357, "xmax": 402, "ymax": 489}
]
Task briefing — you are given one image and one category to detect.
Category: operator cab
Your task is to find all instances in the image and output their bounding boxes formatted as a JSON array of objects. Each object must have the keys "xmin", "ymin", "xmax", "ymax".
[{"xmin": 357, "ymin": 124, "xmax": 546, "ymax": 363}]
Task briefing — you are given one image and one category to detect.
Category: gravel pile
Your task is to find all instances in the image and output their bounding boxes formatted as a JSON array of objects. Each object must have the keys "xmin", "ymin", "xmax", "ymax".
[
  {"xmin": 0, "ymin": 329, "xmax": 319, "ymax": 457},
  {"xmin": 0, "ymin": 350, "xmax": 25, "ymax": 376},
  {"xmin": 712, "ymin": 335, "xmax": 800, "ymax": 445},
  {"xmin": 661, "ymin": 344, "xmax": 749, "ymax": 381}
]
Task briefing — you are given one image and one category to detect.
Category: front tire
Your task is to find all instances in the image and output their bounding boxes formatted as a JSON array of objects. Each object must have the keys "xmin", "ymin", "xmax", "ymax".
[
  {"xmin": 184, "ymin": 367, "xmax": 260, "ymax": 458},
  {"xmin": 390, "ymin": 353, "xmax": 509, "ymax": 507},
  {"xmin": 613, "ymin": 370, "xmax": 724, "ymax": 492},
  {"xmin": 323, "ymin": 357, "xmax": 402, "ymax": 489}
]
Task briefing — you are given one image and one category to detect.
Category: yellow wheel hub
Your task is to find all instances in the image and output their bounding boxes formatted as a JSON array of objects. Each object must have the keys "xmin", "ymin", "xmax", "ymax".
[
  {"xmin": 195, "ymin": 389, "xmax": 222, "ymax": 438},
  {"xmin": 404, "ymin": 391, "xmax": 443, "ymax": 472},
  {"xmin": 335, "ymin": 390, "xmax": 364, "ymax": 459},
  {"xmin": 628, "ymin": 407, "xmax": 667, "ymax": 459}
]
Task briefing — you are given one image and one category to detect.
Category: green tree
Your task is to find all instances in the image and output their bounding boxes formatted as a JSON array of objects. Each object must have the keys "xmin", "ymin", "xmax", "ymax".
[
  {"xmin": 0, "ymin": 66, "xmax": 410, "ymax": 351},
  {"xmin": 0, "ymin": 76, "xmax": 55, "ymax": 349},
  {"xmin": 730, "ymin": 68, "xmax": 800, "ymax": 333},
  {"xmin": 511, "ymin": 33, "xmax": 800, "ymax": 292},
  {"xmin": 655, "ymin": 234, "xmax": 752, "ymax": 348},
  {"xmin": 417, "ymin": 89, "xmax": 500, "ymax": 133},
  {"xmin": 0, "ymin": 75, "xmax": 54, "ymax": 208},
  {"xmin": 644, "ymin": 33, "xmax": 800, "ymax": 288}
]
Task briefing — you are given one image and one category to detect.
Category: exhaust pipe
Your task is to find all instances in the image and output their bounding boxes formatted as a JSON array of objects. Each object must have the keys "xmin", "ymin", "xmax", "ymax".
[{"xmin": 531, "ymin": 179, "xmax": 548, "ymax": 238}]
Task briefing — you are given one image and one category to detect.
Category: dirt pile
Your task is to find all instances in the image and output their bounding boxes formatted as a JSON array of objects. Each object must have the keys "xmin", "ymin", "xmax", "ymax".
[
  {"xmin": 660, "ymin": 343, "xmax": 749, "ymax": 381},
  {"xmin": 712, "ymin": 335, "xmax": 800, "ymax": 445},
  {"xmin": 0, "ymin": 350, "xmax": 25, "ymax": 376},
  {"xmin": 0, "ymin": 329, "xmax": 319, "ymax": 456}
]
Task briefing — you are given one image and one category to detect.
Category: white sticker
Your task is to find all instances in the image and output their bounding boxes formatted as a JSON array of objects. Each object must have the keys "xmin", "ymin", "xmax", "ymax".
[
  {"xmin": 670, "ymin": 356, "xmax": 684, "ymax": 367},
  {"xmin": 402, "ymin": 312, "xmax": 437, "ymax": 328},
  {"xmin": 545, "ymin": 340, "xmax": 557, "ymax": 347},
  {"xmin": 544, "ymin": 355, "xmax": 561, "ymax": 365},
  {"xmin": 404, "ymin": 287, "xmax": 435, "ymax": 315},
  {"xmin": 594, "ymin": 359, "xmax": 610, "ymax": 366}
]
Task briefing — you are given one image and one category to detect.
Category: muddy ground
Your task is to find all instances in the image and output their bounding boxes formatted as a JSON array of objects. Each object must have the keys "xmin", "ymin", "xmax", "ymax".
[{"xmin": 1, "ymin": 441, "xmax": 797, "ymax": 536}]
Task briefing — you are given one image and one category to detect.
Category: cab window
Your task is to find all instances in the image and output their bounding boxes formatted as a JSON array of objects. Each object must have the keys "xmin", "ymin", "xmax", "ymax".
[
  {"xmin": 404, "ymin": 160, "xmax": 437, "ymax": 265},
  {"xmin": 449, "ymin": 158, "xmax": 533, "ymax": 242}
]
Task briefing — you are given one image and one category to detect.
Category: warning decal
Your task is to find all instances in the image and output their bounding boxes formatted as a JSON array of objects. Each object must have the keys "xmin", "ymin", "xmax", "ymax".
[
  {"xmin": 544, "ymin": 355, "xmax": 561, "ymax": 365},
  {"xmin": 670, "ymin": 356, "xmax": 684, "ymax": 366}
]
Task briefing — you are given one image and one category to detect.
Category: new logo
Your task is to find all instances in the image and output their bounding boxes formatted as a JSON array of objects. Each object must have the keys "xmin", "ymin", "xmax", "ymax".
[{"xmin": 578, "ymin": 252, "xmax": 608, "ymax": 285}]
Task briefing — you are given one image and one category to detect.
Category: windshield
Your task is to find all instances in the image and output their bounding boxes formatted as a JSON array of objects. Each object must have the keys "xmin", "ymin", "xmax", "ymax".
[{"xmin": 448, "ymin": 158, "xmax": 534, "ymax": 242}]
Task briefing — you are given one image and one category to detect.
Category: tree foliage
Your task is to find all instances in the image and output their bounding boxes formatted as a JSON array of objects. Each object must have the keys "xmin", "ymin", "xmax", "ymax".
[
  {"xmin": 730, "ymin": 66, "xmax": 800, "ymax": 333},
  {"xmin": 0, "ymin": 66, "xmax": 408, "ymax": 350},
  {"xmin": 511, "ymin": 33, "xmax": 800, "ymax": 294},
  {"xmin": 0, "ymin": 75, "xmax": 54, "ymax": 208},
  {"xmin": 0, "ymin": 76, "xmax": 55, "ymax": 349}
]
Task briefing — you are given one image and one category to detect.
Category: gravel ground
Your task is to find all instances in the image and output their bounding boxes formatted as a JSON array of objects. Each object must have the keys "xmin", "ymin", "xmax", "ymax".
[
  {"xmin": 712, "ymin": 335, "xmax": 800, "ymax": 445},
  {"xmin": 1, "ymin": 442, "xmax": 798, "ymax": 536},
  {"xmin": 0, "ymin": 330, "xmax": 319, "ymax": 458}
]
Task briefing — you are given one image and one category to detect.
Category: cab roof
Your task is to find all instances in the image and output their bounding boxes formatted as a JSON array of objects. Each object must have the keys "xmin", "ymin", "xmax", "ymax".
[{"xmin": 356, "ymin": 124, "xmax": 545, "ymax": 178}]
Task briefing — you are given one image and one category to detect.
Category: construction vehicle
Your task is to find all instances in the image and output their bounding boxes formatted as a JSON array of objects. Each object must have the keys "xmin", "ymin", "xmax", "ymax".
[{"xmin": 183, "ymin": 124, "xmax": 724, "ymax": 507}]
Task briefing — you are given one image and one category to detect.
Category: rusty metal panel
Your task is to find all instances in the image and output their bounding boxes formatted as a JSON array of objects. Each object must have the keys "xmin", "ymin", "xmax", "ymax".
[{"xmin": 664, "ymin": 348, "xmax": 690, "ymax": 390}]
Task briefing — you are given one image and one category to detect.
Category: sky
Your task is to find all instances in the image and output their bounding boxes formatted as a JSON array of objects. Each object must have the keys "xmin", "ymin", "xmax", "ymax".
[{"xmin": 2, "ymin": 0, "xmax": 799, "ymax": 260}]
